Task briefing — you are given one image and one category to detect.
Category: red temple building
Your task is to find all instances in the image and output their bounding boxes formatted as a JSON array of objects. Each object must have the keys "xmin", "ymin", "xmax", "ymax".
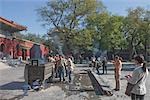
[{"xmin": 0, "ymin": 17, "xmax": 49, "ymax": 60}]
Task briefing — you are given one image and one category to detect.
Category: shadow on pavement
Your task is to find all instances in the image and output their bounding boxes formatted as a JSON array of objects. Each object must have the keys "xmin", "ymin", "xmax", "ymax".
[{"xmin": 0, "ymin": 81, "xmax": 24, "ymax": 90}]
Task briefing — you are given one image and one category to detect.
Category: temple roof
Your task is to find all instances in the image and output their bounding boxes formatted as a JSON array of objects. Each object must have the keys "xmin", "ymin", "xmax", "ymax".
[{"xmin": 0, "ymin": 16, "xmax": 27, "ymax": 32}]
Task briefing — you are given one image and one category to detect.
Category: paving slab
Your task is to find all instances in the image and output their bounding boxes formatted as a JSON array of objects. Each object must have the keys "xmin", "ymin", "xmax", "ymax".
[{"xmin": 0, "ymin": 64, "xmax": 149, "ymax": 100}]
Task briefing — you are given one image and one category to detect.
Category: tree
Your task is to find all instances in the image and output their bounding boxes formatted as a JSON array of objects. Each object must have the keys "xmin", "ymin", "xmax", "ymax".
[
  {"xmin": 71, "ymin": 29, "xmax": 94, "ymax": 52},
  {"xmin": 101, "ymin": 15, "xmax": 125, "ymax": 51},
  {"xmin": 37, "ymin": 0, "xmax": 105, "ymax": 54},
  {"xmin": 123, "ymin": 7, "xmax": 150, "ymax": 60},
  {"xmin": 86, "ymin": 12, "xmax": 126, "ymax": 53},
  {"xmin": 86, "ymin": 12, "xmax": 110, "ymax": 50},
  {"xmin": 139, "ymin": 10, "xmax": 150, "ymax": 60}
]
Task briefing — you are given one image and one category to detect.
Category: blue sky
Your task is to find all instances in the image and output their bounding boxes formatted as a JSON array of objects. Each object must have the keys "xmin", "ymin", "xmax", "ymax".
[
  {"xmin": 0, "ymin": 0, "xmax": 150, "ymax": 35},
  {"xmin": 101, "ymin": 0, "xmax": 150, "ymax": 15}
]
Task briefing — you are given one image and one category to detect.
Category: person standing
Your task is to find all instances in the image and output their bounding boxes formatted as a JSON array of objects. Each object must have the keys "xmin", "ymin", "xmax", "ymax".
[
  {"xmin": 49, "ymin": 56, "xmax": 56, "ymax": 78},
  {"xmin": 54, "ymin": 55, "xmax": 59, "ymax": 78},
  {"xmin": 126, "ymin": 55, "xmax": 149, "ymax": 100},
  {"xmin": 64, "ymin": 56, "xmax": 68, "ymax": 77},
  {"xmin": 66, "ymin": 57, "xmax": 74, "ymax": 82},
  {"xmin": 58, "ymin": 55, "xmax": 65, "ymax": 82},
  {"xmin": 79, "ymin": 54, "xmax": 83, "ymax": 64},
  {"xmin": 102, "ymin": 57, "xmax": 107, "ymax": 74},
  {"xmin": 113, "ymin": 55, "xmax": 122, "ymax": 91},
  {"xmin": 91, "ymin": 56, "xmax": 96, "ymax": 71},
  {"xmin": 96, "ymin": 58, "xmax": 102, "ymax": 75}
]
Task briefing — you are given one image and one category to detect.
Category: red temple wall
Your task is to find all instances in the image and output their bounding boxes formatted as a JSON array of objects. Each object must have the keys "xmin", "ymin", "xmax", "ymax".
[{"xmin": 0, "ymin": 37, "xmax": 49, "ymax": 60}]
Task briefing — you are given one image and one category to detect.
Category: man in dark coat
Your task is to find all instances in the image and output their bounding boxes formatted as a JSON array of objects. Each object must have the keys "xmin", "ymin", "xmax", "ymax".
[{"xmin": 102, "ymin": 57, "xmax": 107, "ymax": 74}]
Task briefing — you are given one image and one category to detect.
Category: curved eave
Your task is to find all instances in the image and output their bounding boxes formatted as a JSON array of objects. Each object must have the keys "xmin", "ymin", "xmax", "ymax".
[{"xmin": 0, "ymin": 17, "xmax": 27, "ymax": 32}]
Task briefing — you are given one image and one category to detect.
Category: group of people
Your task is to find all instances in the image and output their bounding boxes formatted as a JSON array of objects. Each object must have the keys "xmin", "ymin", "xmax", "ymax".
[
  {"xmin": 113, "ymin": 55, "xmax": 149, "ymax": 100},
  {"xmin": 48, "ymin": 55, "xmax": 74, "ymax": 83},
  {"xmin": 90, "ymin": 55, "xmax": 149, "ymax": 100},
  {"xmin": 90, "ymin": 56, "xmax": 108, "ymax": 75}
]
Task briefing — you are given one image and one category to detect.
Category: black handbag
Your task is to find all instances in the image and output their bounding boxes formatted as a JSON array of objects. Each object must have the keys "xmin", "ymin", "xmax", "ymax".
[{"xmin": 125, "ymin": 82, "xmax": 134, "ymax": 96}]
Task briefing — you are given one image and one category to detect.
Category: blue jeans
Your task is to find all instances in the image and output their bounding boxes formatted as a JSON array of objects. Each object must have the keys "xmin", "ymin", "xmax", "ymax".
[
  {"xmin": 68, "ymin": 70, "xmax": 72, "ymax": 82},
  {"xmin": 58, "ymin": 67, "xmax": 65, "ymax": 81}
]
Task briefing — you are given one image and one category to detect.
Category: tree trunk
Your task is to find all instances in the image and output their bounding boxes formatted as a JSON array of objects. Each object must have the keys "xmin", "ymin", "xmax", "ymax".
[
  {"xmin": 144, "ymin": 38, "xmax": 148, "ymax": 61},
  {"xmin": 63, "ymin": 39, "xmax": 72, "ymax": 55}
]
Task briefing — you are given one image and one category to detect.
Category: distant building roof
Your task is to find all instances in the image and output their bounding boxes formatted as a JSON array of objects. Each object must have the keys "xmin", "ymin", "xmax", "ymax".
[
  {"xmin": 0, "ymin": 16, "xmax": 27, "ymax": 32},
  {"xmin": 15, "ymin": 37, "xmax": 42, "ymax": 46}
]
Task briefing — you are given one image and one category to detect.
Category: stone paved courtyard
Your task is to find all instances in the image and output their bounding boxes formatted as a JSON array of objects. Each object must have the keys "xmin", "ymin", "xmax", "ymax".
[{"xmin": 0, "ymin": 62, "xmax": 150, "ymax": 100}]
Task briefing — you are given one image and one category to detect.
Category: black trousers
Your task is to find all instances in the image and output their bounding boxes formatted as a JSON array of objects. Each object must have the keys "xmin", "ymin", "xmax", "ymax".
[
  {"xmin": 103, "ymin": 66, "xmax": 107, "ymax": 74},
  {"xmin": 131, "ymin": 93, "xmax": 145, "ymax": 100}
]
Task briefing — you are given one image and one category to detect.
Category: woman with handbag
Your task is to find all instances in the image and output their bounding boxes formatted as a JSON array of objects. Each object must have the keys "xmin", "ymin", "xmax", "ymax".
[{"xmin": 125, "ymin": 55, "xmax": 149, "ymax": 100}]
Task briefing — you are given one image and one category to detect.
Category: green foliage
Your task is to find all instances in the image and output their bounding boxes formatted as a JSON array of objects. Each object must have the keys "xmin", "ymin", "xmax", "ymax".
[
  {"xmin": 121, "ymin": 7, "xmax": 150, "ymax": 59},
  {"xmin": 101, "ymin": 15, "xmax": 125, "ymax": 50},
  {"xmin": 86, "ymin": 12, "xmax": 126, "ymax": 51},
  {"xmin": 37, "ymin": 0, "xmax": 149, "ymax": 58},
  {"xmin": 37, "ymin": 0, "xmax": 105, "ymax": 54},
  {"xmin": 72, "ymin": 29, "xmax": 94, "ymax": 51}
]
